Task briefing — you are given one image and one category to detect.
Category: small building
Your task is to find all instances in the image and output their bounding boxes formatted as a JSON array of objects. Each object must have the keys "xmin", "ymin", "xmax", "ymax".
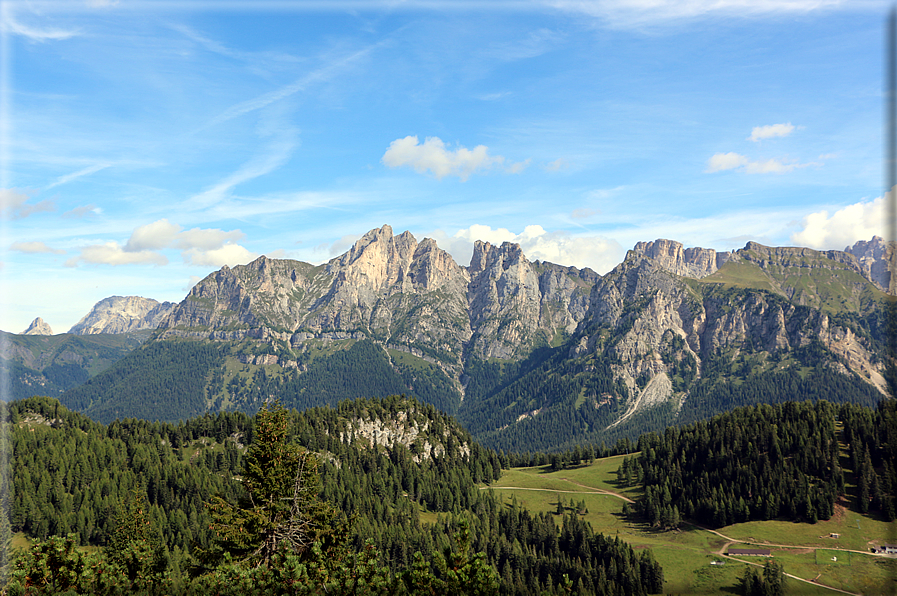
[
  {"xmin": 728, "ymin": 548, "xmax": 771, "ymax": 557},
  {"xmin": 829, "ymin": 533, "xmax": 840, "ymax": 539},
  {"xmin": 875, "ymin": 545, "xmax": 897, "ymax": 554}
]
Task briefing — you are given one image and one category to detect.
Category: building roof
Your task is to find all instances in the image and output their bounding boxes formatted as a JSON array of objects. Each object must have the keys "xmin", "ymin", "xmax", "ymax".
[{"xmin": 728, "ymin": 548, "xmax": 771, "ymax": 556}]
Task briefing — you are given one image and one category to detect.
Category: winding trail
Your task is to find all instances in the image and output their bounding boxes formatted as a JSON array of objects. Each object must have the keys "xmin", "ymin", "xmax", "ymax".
[{"xmin": 481, "ymin": 478, "xmax": 635, "ymax": 503}]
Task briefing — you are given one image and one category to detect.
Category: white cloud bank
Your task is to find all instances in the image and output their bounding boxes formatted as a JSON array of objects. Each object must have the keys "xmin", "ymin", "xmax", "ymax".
[
  {"xmin": 790, "ymin": 197, "xmax": 884, "ymax": 250},
  {"xmin": 431, "ymin": 224, "xmax": 623, "ymax": 274},
  {"xmin": 748, "ymin": 122, "xmax": 795, "ymax": 142},
  {"xmin": 66, "ymin": 219, "xmax": 257, "ymax": 268},
  {"xmin": 382, "ymin": 136, "xmax": 529, "ymax": 181}
]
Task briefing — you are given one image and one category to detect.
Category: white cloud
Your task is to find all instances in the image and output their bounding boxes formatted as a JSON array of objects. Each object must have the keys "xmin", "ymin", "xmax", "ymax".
[
  {"xmin": 706, "ymin": 152, "xmax": 811, "ymax": 174},
  {"xmin": 9, "ymin": 241, "xmax": 65, "ymax": 255},
  {"xmin": 125, "ymin": 219, "xmax": 182, "ymax": 251},
  {"xmin": 65, "ymin": 242, "xmax": 168, "ymax": 267},
  {"xmin": 382, "ymin": 136, "xmax": 528, "ymax": 181},
  {"xmin": 705, "ymin": 152, "xmax": 750, "ymax": 172},
  {"xmin": 748, "ymin": 122, "xmax": 795, "ymax": 142},
  {"xmin": 175, "ymin": 227, "xmax": 245, "ymax": 251},
  {"xmin": 66, "ymin": 219, "xmax": 252, "ymax": 268},
  {"xmin": 790, "ymin": 197, "xmax": 884, "ymax": 250},
  {"xmin": 431, "ymin": 224, "xmax": 624, "ymax": 274},
  {"xmin": 183, "ymin": 244, "xmax": 257, "ymax": 267},
  {"xmin": 0, "ymin": 189, "xmax": 54, "ymax": 219}
]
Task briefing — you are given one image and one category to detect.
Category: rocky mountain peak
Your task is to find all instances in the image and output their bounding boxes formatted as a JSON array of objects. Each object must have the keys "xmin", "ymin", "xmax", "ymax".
[
  {"xmin": 631, "ymin": 239, "xmax": 732, "ymax": 278},
  {"xmin": 68, "ymin": 296, "xmax": 176, "ymax": 335},
  {"xmin": 21, "ymin": 317, "xmax": 53, "ymax": 336}
]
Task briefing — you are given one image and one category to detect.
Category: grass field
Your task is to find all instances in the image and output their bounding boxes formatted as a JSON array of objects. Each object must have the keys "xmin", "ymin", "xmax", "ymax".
[{"xmin": 484, "ymin": 459, "xmax": 897, "ymax": 595}]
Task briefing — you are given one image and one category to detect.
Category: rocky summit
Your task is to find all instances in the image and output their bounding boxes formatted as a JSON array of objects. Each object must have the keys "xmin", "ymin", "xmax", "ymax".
[
  {"xmin": 20, "ymin": 317, "xmax": 53, "ymax": 336},
  {"xmin": 68, "ymin": 296, "xmax": 176, "ymax": 335},
  {"xmin": 55, "ymin": 226, "xmax": 891, "ymax": 451}
]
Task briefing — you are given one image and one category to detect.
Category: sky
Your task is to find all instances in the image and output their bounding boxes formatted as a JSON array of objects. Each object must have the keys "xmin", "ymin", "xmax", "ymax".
[{"xmin": 0, "ymin": 0, "xmax": 890, "ymax": 333}]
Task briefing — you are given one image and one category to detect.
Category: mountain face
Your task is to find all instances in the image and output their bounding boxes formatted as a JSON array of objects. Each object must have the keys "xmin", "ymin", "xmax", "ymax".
[
  {"xmin": 20, "ymin": 317, "xmax": 53, "ymax": 336},
  {"xmin": 59, "ymin": 227, "xmax": 890, "ymax": 451},
  {"xmin": 68, "ymin": 296, "xmax": 176, "ymax": 335}
]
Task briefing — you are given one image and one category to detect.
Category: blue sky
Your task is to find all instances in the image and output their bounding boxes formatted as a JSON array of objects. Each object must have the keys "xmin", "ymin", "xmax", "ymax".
[{"xmin": 0, "ymin": 0, "xmax": 889, "ymax": 333}]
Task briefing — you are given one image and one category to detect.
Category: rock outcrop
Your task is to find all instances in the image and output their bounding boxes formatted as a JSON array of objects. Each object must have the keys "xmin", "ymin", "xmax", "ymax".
[
  {"xmin": 21, "ymin": 317, "xmax": 53, "ymax": 336},
  {"xmin": 844, "ymin": 236, "xmax": 892, "ymax": 291},
  {"xmin": 68, "ymin": 296, "xmax": 176, "ymax": 335},
  {"xmin": 631, "ymin": 239, "xmax": 733, "ymax": 278}
]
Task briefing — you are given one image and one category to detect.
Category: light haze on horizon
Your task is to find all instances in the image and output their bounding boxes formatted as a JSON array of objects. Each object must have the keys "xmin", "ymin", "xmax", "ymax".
[{"xmin": 0, "ymin": 0, "xmax": 889, "ymax": 333}]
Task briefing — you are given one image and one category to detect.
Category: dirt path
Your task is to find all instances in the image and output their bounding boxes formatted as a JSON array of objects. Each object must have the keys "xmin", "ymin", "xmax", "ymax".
[
  {"xmin": 482, "ymin": 477, "xmax": 635, "ymax": 503},
  {"xmin": 689, "ymin": 522, "xmax": 879, "ymax": 558}
]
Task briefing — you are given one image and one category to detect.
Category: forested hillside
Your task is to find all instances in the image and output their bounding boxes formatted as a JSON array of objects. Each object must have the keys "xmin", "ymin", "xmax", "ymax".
[
  {"xmin": 8, "ymin": 395, "xmax": 664, "ymax": 595},
  {"xmin": 620, "ymin": 400, "xmax": 897, "ymax": 530}
]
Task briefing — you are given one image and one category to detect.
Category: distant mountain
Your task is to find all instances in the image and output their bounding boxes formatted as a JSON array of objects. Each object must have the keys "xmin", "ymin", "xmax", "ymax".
[
  {"xmin": 68, "ymin": 296, "xmax": 176, "ymax": 335},
  {"xmin": 59, "ymin": 226, "xmax": 890, "ymax": 451},
  {"xmin": 1, "ymin": 330, "xmax": 151, "ymax": 401},
  {"xmin": 20, "ymin": 317, "xmax": 53, "ymax": 336}
]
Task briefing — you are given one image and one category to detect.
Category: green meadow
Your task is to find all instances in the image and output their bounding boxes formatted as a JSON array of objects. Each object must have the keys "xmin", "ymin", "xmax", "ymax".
[{"xmin": 484, "ymin": 459, "xmax": 897, "ymax": 595}]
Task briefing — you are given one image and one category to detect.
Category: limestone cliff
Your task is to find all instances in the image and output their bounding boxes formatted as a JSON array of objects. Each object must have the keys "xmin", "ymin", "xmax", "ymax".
[
  {"xmin": 631, "ymin": 239, "xmax": 733, "ymax": 278},
  {"xmin": 159, "ymin": 225, "xmax": 600, "ymax": 368},
  {"xmin": 68, "ymin": 296, "xmax": 176, "ymax": 335}
]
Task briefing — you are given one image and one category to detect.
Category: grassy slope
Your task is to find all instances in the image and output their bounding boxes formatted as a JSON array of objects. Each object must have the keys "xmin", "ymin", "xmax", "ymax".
[{"xmin": 483, "ymin": 456, "xmax": 896, "ymax": 595}]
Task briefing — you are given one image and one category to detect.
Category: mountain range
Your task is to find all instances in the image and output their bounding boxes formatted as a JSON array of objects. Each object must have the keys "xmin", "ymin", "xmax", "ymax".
[{"xmin": 7, "ymin": 226, "xmax": 892, "ymax": 451}]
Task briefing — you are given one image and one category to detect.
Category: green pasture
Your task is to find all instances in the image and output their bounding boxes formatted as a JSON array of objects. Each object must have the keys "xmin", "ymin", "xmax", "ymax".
[
  {"xmin": 721, "ymin": 512, "xmax": 895, "ymax": 554},
  {"xmin": 490, "ymin": 454, "xmax": 643, "ymax": 502},
  {"xmin": 486, "ymin": 458, "xmax": 897, "ymax": 595}
]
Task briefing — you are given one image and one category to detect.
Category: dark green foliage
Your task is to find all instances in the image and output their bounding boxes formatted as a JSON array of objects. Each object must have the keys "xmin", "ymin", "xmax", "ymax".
[
  {"xmin": 633, "ymin": 401, "xmax": 842, "ymax": 528},
  {"xmin": 271, "ymin": 340, "xmax": 459, "ymax": 414},
  {"xmin": 60, "ymin": 341, "xmax": 226, "ymax": 423},
  {"xmin": 10, "ymin": 395, "xmax": 665, "ymax": 595},
  {"xmin": 206, "ymin": 401, "xmax": 345, "ymax": 568},
  {"xmin": 740, "ymin": 560, "xmax": 785, "ymax": 596},
  {"xmin": 840, "ymin": 400, "xmax": 897, "ymax": 520}
]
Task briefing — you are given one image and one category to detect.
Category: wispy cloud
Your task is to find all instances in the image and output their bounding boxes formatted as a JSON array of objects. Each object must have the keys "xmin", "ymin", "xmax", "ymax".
[
  {"xmin": 382, "ymin": 136, "xmax": 528, "ymax": 181},
  {"xmin": 186, "ymin": 130, "xmax": 297, "ymax": 209},
  {"xmin": 9, "ymin": 241, "xmax": 65, "ymax": 255},
  {"xmin": 0, "ymin": 189, "xmax": 54, "ymax": 219},
  {"xmin": 205, "ymin": 43, "xmax": 377, "ymax": 128},
  {"xmin": 705, "ymin": 152, "xmax": 814, "ymax": 174},
  {"xmin": 1, "ymin": 10, "xmax": 79, "ymax": 42},
  {"xmin": 548, "ymin": 0, "xmax": 856, "ymax": 28},
  {"xmin": 45, "ymin": 163, "xmax": 111, "ymax": 190},
  {"xmin": 748, "ymin": 122, "xmax": 795, "ymax": 142},
  {"xmin": 63, "ymin": 204, "xmax": 102, "ymax": 219}
]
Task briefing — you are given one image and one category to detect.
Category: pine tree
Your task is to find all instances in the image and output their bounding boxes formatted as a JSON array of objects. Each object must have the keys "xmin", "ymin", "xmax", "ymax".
[{"xmin": 206, "ymin": 400, "xmax": 344, "ymax": 568}]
